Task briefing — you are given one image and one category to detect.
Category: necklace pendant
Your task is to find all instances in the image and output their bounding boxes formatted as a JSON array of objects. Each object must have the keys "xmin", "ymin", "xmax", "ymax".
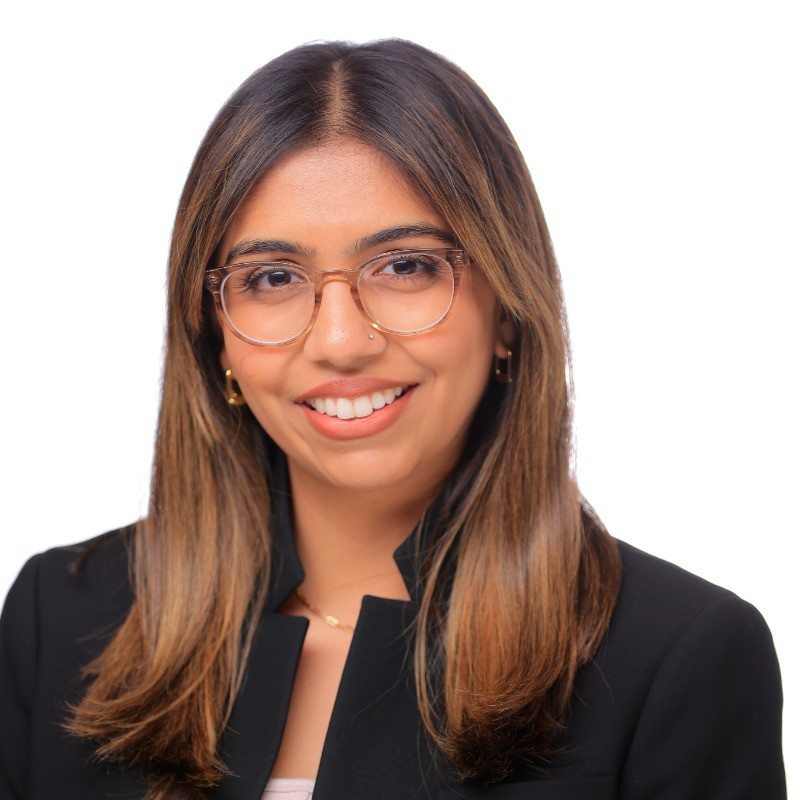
[{"xmin": 294, "ymin": 588, "xmax": 354, "ymax": 631}]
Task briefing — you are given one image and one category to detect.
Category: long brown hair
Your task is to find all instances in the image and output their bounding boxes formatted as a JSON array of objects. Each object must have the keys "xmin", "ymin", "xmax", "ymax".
[{"xmin": 68, "ymin": 40, "xmax": 621, "ymax": 798}]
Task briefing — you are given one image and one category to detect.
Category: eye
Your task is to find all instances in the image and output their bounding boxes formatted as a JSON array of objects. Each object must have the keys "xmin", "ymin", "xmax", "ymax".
[
  {"xmin": 248, "ymin": 267, "xmax": 303, "ymax": 288},
  {"xmin": 368, "ymin": 253, "xmax": 450, "ymax": 283},
  {"xmin": 379, "ymin": 255, "xmax": 437, "ymax": 277},
  {"xmin": 234, "ymin": 264, "xmax": 309, "ymax": 294}
]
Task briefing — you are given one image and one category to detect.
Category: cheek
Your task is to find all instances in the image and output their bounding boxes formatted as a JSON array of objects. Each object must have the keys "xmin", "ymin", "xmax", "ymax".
[
  {"xmin": 416, "ymin": 293, "xmax": 498, "ymax": 405},
  {"xmin": 221, "ymin": 335, "xmax": 291, "ymax": 411},
  {"xmin": 236, "ymin": 350, "xmax": 276, "ymax": 384},
  {"xmin": 440, "ymin": 280, "xmax": 498, "ymax": 369},
  {"xmin": 231, "ymin": 350, "xmax": 299, "ymax": 453}
]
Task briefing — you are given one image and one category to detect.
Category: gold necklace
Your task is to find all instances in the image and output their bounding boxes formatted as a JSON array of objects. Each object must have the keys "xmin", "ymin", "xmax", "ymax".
[
  {"xmin": 294, "ymin": 589, "xmax": 355, "ymax": 632},
  {"xmin": 292, "ymin": 566, "xmax": 400, "ymax": 632}
]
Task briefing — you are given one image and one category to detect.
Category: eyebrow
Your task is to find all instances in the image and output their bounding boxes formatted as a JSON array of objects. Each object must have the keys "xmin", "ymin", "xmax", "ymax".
[
  {"xmin": 225, "ymin": 238, "xmax": 312, "ymax": 263},
  {"xmin": 347, "ymin": 224, "xmax": 456, "ymax": 254},
  {"xmin": 224, "ymin": 223, "xmax": 456, "ymax": 264}
]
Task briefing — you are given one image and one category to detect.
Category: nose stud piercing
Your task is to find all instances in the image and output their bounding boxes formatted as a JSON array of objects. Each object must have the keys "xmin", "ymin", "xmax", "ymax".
[{"xmin": 368, "ymin": 333, "xmax": 375, "ymax": 339}]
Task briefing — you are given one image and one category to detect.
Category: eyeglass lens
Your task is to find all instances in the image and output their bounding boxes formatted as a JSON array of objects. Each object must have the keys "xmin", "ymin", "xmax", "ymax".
[{"xmin": 220, "ymin": 251, "xmax": 456, "ymax": 345}]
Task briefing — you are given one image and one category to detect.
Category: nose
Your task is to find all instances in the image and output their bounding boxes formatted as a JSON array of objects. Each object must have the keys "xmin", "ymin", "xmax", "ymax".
[{"xmin": 302, "ymin": 279, "xmax": 386, "ymax": 367}]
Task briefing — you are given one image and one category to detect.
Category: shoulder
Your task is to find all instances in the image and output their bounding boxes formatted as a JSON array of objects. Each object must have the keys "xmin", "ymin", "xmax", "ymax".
[
  {"xmin": 614, "ymin": 538, "xmax": 747, "ymax": 624},
  {"xmin": 578, "ymin": 538, "xmax": 782, "ymax": 727},
  {"xmin": 0, "ymin": 527, "xmax": 137, "ymax": 798},
  {"xmin": 13, "ymin": 524, "xmax": 134, "ymax": 595},
  {"xmin": 600, "ymin": 541, "xmax": 786, "ymax": 796},
  {"xmin": 565, "ymin": 540, "xmax": 785, "ymax": 796},
  {"xmin": 2, "ymin": 525, "xmax": 136, "ymax": 660},
  {"xmin": 606, "ymin": 538, "xmax": 778, "ymax": 675}
]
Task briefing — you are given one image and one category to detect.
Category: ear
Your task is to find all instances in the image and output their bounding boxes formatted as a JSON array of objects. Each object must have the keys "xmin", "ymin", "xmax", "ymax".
[
  {"xmin": 202, "ymin": 290, "xmax": 231, "ymax": 372},
  {"xmin": 219, "ymin": 346, "xmax": 231, "ymax": 373},
  {"xmin": 494, "ymin": 309, "xmax": 516, "ymax": 359},
  {"xmin": 209, "ymin": 302, "xmax": 231, "ymax": 373}
]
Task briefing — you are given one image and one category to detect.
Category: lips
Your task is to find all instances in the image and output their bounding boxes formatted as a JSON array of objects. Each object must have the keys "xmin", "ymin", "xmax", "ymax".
[
  {"xmin": 303, "ymin": 385, "xmax": 412, "ymax": 420},
  {"xmin": 294, "ymin": 379, "xmax": 418, "ymax": 439}
]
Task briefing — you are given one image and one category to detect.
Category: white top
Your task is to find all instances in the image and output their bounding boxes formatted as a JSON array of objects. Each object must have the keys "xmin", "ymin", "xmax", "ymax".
[{"xmin": 261, "ymin": 777, "xmax": 316, "ymax": 800}]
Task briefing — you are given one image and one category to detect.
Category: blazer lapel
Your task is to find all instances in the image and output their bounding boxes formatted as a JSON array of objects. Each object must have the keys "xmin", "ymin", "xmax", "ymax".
[
  {"xmin": 313, "ymin": 596, "xmax": 442, "ymax": 800},
  {"xmin": 209, "ymin": 612, "xmax": 309, "ymax": 800}
]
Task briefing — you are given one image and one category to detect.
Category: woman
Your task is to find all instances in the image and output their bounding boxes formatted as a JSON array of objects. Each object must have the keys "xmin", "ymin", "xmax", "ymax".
[{"xmin": 0, "ymin": 39, "xmax": 785, "ymax": 800}]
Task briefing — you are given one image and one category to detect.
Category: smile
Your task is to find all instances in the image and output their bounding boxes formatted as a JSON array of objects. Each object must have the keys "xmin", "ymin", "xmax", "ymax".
[{"xmin": 303, "ymin": 385, "xmax": 413, "ymax": 420}]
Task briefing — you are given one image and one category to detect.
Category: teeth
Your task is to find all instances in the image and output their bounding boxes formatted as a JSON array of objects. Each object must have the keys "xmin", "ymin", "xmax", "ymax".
[
  {"xmin": 370, "ymin": 391, "xmax": 386, "ymax": 410},
  {"xmin": 305, "ymin": 386, "xmax": 411, "ymax": 420},
  {"xmin": 336, "ymin": 397, "xmax": 355, "ymax": 420},
  {"xmin": 353, "ymin": 397, "xmax": 373, "ymax": 418}
]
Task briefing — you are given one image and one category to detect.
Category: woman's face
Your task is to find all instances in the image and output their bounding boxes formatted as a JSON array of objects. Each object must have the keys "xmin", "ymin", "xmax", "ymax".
[{"xmin": 217, "ymin": 139, "xmax": 511, "ymax": 500}]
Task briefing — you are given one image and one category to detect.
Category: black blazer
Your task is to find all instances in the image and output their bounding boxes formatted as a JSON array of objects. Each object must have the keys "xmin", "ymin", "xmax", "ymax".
[{"xmin": 0, "ymin": 499, "xmax": 786, "ymax": 799}]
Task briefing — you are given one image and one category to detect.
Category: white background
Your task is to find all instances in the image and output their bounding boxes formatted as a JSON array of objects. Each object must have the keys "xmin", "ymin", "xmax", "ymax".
[{"xmin": 1, "ymin": 0, "xmax": 797, "ymax": 789}]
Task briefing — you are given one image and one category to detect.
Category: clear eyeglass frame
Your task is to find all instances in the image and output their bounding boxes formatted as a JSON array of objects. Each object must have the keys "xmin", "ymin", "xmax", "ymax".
[{"xmin": 204, "ymin": 247, "xmax": 471, "ymax": 347}]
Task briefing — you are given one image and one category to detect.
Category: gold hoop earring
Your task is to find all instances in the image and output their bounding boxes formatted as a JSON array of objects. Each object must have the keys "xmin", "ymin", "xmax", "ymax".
[
  {"xmin": 224, "ymin": 368, "xmax": 247, "ymax": 406},
  {"xmin": 494, "ymin": 350, "xmax": 513, "ymax": 384}
]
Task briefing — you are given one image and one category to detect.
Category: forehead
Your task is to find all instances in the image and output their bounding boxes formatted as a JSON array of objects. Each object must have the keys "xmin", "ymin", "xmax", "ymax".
[{"xmin": 219, "ymin": 139, "xmax": 451, "ymax": 262}]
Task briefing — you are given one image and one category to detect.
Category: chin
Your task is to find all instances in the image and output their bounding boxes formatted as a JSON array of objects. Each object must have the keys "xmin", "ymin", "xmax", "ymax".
[{"xmin": 309, "ymin": 450, "xmax": 420, "ymax": 492}]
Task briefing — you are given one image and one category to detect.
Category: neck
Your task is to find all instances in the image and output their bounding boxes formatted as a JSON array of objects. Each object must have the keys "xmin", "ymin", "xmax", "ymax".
[{"xmin": 287, "ymin": 462, "xmax": 439, "ymax": 604}]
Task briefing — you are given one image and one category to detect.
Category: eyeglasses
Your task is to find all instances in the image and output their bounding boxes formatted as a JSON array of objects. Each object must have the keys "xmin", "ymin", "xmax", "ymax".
[{"xmin": 204, "ymin": 248, "xmax": 470, "ymax": 346}]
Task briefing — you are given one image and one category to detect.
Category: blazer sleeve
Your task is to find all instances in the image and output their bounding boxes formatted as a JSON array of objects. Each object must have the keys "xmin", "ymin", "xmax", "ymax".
[
  {"xmin": 0, "ymin": 555, "xmax": 40, "ymax": 800},
  {"xmin": 619, "ymin": 592, "xmax": 786, "ymax": 799}
]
